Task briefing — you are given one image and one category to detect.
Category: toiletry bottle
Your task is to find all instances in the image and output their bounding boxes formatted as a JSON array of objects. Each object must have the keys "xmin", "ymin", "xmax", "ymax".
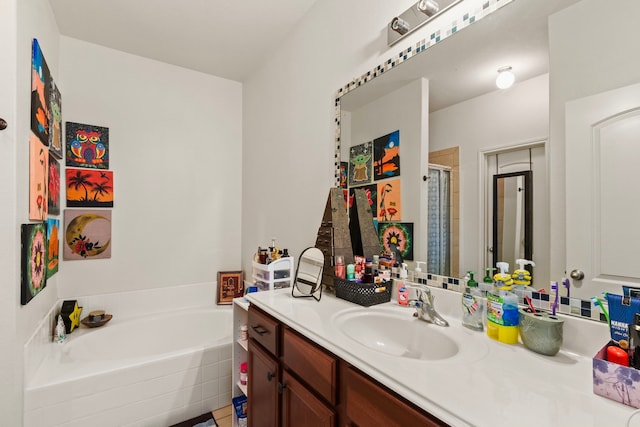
[
  {"xmin": 55, "ymin": 314, "xmax": 66, "ymax": 343},
  {"xmin": 346, "ymin": 263, "xmax": 355, "ymax": 281},
  {"xmin": 240, "ymin": 362, "xmax": 248, "ymax": 385},
  {"xmin": 512, "ymin": 259, "xmax": 535, "ymax": 286},
  {"xmin": 481, "ymin": 267, "xmax": 496, "ymax": 293},
  {"xmin": 397, "ymin": 263, "xmax": 409, "ymax": 306},
  {"xmin": 462, "ymin": 271, "xmax": 484, "ymax": 331},
  {"xmin": 493, "ymin": 262, "xmax": 514, "ymax": 290},
  {"xmin": 334, "ymin": 255, "xmax": 345, "ymax": 279},
  {"xmin": 486, "ymin": 289, "xmax": 519, "ymax": 344}
]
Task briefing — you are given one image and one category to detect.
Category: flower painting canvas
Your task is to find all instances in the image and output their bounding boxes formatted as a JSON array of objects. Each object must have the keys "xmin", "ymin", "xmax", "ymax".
[
  {"xmin": 378, "ymin": 222, "xmax": 414, "ymax": 261},
  {"xmin": 63, "ymin": 209, "xmax": 112, "ymax": 260},
  {"xmin": 377, "ymin": 179, "xmax": 402, "ymax": 222},
  {"xmin": 48, "ymin": 156, "xmax": 61, "ymax": 215},
  {"xmin": 21, "ymin": 223, "xmax": 48, "ymax": 305},
  {"xmin": 65, "ymin": 121, "xmax": 109, "ymax": 169},
  {"xmin": 348, "ymin": 142, "xmax": 373, "ymax": 186},
  {"xmin": 30, "ymin": 133, "xmax": 49, "ymax": 220},
  {"xmin": 66, "ymin": 168, "xmax": 114, "ymax": 207},
  {"xmin": 46, "ymin": 218, "xmax": 60, "ymax": 279},
  {"xmin": 373, "ymin": 130, "xmax": 400, "ymax": 181}
]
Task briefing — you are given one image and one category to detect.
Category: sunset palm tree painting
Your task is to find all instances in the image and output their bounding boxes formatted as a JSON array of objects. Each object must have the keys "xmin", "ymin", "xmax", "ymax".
[
  {"xmin": 373, "ymin": 130, "xmax": 400, "ymax": 181},
  {"xmin": 66, "ymin": 167, "xmax": 114, "ymax": 207}
]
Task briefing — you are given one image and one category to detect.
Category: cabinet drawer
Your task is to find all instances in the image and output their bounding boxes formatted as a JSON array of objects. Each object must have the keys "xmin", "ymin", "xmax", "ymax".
[
  {"xmin": 344, "ymin": 367, "xmax": 446, "ymax": 427},
  {"xmin": 248, "ymin": 306, "xmax": 280, "ymax": 356},
  {"xmin": 282, "ymin": 327, "xmax": 337, "ymax": 405}
]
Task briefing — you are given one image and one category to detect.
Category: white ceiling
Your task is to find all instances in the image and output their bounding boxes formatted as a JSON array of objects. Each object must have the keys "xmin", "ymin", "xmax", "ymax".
[{"xmin": 48, "ymin": 0, "xmax": 319, "ymax": 82}]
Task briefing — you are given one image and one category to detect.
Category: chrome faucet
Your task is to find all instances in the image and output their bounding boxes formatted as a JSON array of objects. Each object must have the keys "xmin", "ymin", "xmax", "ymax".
[{"xmin": 408, "ymin": 286, "xmax": 449, "ymax": 327}]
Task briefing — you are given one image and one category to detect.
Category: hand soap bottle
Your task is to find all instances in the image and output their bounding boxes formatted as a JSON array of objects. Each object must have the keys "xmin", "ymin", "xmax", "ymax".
[
  {"xmin": 486, "ymin": 289, "xmax": 519, "ymax": 344},
  {"xmin": 461, "ymin": 271, "xmax": 484, "ymax": 331},
  {"xmin": 493, "ymin": 262, "xmax": 513, "ymax": 290},
  {"xmin": 512, "ymin": 259, "xmax": 535, "ymax": 286},
  {"xmin": 480, "ymin": 267, "xmax": 496, "ymax": 293},
  {"xmin": 397, "ymin": 263, "xmax": 409, "ymax": 306}
]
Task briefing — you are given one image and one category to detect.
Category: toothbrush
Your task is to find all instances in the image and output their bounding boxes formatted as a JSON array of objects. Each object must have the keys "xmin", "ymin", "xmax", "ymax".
[
  {"xmin": 551, "ymin": 281, "xmax": 558, "ymax": 316},
  {"xmin": 591, "ymin": 296, "xmax": 610, "ymax": 324},
  {"xmin": 525, "ymin": 295, "xmax": 537, "ymax": 313},
  {"xmin": 562, "ymin": 277, "xmax": 570, "ymax": 298}
]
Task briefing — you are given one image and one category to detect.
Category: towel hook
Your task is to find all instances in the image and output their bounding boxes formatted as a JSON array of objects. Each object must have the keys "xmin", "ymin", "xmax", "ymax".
[{"xmin": 0, "ymin": 118, "xmax": 7, "ymax": 130}]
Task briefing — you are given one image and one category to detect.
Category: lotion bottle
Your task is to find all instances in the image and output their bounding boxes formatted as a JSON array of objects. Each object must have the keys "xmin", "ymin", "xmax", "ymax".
[
  {"xmin": 397, "ymin": 263, "xmax": 409, "ymax": 306},
  {"xmin": 462, "ymin": 271, "xmax": 484, "ymax": 331}
]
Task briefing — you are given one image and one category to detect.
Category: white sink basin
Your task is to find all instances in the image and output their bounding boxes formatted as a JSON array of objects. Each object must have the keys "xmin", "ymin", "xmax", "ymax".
[{"xmin": 332, "ymin": 308, "xmax": 459, "ymax": 361}]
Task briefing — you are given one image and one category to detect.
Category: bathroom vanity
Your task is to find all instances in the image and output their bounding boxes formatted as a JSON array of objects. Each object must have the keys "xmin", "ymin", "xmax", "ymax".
[{"xmin": 245, "ymin": 287, "xmax": 634, "ymax": 427}]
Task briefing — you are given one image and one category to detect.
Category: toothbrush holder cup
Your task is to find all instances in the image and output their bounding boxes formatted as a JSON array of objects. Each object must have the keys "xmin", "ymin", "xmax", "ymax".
[{"xmin": 518, "ymin": 308, "xmax": 564, "ymax": 356}]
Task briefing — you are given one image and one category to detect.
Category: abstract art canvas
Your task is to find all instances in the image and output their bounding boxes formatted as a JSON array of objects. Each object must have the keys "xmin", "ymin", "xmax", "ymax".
[
  {"xmin": 66, "ymin": 168, "xmax": 114, "ymax": 207},
  {"xmin": 65, "ymin": 121, "xmax": 109, "ymax": 169},
  {"xmin": 63, "ymin": 209, "xmax": 112, "ymax": 260},
  {"xmin": 46, "ymin": 218, "xmax": 60, "ymax": 279},
  {"xmin": 31, "ymin": 39, "xmax": 51, "ymax": 146},
  {"xmin": 373, "ymin": 130, "xmax": 401, "ymax": 180},
  {"xmin": 377, "ymin": 179, "xmax": 401, "ymax": 222},
  {"xmin": 30, "ymin": 133, "xmax": 49, "ymax": 220},
  {"xmin": 348, "ymin": 142, "xmax": 373, "ymax": 186},
  {"xmin": 48, "ymin": 81, "xmax": 63, "ymax": 158},
  {"xmin": 47, "ymin": 156, "xmax": 61, "ymax": 216},
  {"xmin": 21, "ymin": 223, "xmax": 47, "ymax": 305},
  {"xmin": 378, "ymin": 222, "xmax": 414, "ymax": 261}
]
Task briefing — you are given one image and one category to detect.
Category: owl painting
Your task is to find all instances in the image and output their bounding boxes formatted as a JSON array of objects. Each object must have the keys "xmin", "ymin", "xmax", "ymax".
[{"xmin": 65, "ymin": 121, "xmax": 109, "ymax": 169}]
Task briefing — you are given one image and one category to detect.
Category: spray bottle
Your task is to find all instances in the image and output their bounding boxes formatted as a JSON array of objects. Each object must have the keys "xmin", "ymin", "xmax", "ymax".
[
  {"xmin": 461, "ymin": 271, "xmax": 484, "ymax": 331},
  {"xmin": 512, "ymin": 259, "xmax": 535, "ymax": 286}
]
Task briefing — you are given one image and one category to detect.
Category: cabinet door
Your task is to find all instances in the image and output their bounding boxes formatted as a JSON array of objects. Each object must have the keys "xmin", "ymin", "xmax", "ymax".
[
  {"xmin": 248, "ymin": 339, "xmax": 280, "ymax": 427},
  {"xmin": 282, "ymin": 371, "xmax": 335, "ymax": 427},
  {"xmin": 344, "ymin": 367, "xmax": 445, "ymax": 427}
]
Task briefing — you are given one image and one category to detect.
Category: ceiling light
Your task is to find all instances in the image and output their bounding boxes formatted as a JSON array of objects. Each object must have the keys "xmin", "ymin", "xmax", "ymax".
[
  {"xmin": 417, "ymin": 0, "xmax": 440, "ymax": 16},
  {"xmin": 390, "ymin": 17, "xmax": 410, "ymax": 35},
  {"xmin": 496, "ymin": 66, "xmax": 515, "ymax": 89}
]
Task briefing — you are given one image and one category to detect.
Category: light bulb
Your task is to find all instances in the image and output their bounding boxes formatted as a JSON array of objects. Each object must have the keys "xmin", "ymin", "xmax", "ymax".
[
  {"xmin": 496, "ymin": 66, "xmax": 515, "ymax": 89},
  {"xmin": 417, "ymin": 0, "xmax": 440, "ymax": 16},
  {"xmin": 391, "ymin": 17, "xmax": 410, "ymax": 35}
]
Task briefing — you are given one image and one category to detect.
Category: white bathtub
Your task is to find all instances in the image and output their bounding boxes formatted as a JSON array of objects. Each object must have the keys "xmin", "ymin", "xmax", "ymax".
[{"xmin": 24, "ymin": 308, "xmax": 233, "ymax": 427}]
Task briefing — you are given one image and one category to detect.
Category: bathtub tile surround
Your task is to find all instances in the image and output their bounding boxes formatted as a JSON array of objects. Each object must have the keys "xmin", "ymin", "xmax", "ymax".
[{"xmin": 23, "ymin": 283, "xmax": 232, "ymax": 427}]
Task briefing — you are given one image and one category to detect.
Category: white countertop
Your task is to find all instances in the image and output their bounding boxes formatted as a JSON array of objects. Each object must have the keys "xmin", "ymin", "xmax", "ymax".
[{"xmin": 247, "ymin": 286, "xmax": 639, "ymax": 427}]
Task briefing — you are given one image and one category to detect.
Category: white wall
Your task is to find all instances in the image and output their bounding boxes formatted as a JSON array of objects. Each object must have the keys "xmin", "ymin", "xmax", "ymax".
[
  {"xmin": 429, "ymin": 74, "xmax": 549, "ymax": 277},
  {"xmin": 57, "ymin": 37, "xmax": 243, "ymax": 297},
  {"xmin": 241, "ymin": 0, "xmax": 494, "ymax": 273},
  {"xmin": 548, "ymin": 0, "xmax": 640, "ymax": 281}
]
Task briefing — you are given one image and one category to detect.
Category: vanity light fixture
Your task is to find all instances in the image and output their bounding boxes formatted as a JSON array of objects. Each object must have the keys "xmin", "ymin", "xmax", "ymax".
[
  {"xmin": 417, "ymin": 0, "xmax": 440, "ymax": 16},
  {"xmin": 388, "ymin": 0, "xmax": 461, "ymax": 46},
  {"xmin": 496, "ymin": 66, "xmax": 515, "ymax": 89},
  {"xmin": 391, "ymin": 17, "xmax": 410, "ymax": 35}
]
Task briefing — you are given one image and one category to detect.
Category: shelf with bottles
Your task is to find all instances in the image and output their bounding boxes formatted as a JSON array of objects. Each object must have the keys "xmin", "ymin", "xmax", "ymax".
[{"xmin": 251, "ymin": 256, "xmax": 294, "ymax": 291}]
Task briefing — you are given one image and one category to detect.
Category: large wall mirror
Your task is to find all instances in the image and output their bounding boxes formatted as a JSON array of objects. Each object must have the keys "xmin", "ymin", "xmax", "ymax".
[{"xmin": 336, "ymin": 0, "xmax": 575, "ymax": 281}]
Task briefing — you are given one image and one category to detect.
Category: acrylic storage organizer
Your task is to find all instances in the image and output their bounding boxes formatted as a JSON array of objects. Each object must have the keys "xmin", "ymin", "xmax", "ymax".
[{"xmin": 334, "ymin": 277, "xmax": 391, "ymax": 307}]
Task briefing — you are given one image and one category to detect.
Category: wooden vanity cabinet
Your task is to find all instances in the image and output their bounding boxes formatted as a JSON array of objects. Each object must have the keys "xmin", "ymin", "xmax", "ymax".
[{"xmin": 247, "ymin": 305, "xmax": 448, "ymax": 427}]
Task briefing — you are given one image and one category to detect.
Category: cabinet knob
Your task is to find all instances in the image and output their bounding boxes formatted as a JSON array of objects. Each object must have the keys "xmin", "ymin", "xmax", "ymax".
[
  {"xmin": 267, "ymin": 371, "xmax": 275, "ymax": 382},
  {"xmin": 251, "ymin": 325, "xmax": 268, "ymax": 336}
]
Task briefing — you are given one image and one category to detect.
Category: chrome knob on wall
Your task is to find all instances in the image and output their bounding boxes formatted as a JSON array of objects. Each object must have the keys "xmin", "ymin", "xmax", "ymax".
[
  {"xmin": 570, "ymin": 269, "xmax": 585, "ymax": 280},
  {"xmin": 0, "ymin": 118, "xmax": 7, "ymax": 130}
]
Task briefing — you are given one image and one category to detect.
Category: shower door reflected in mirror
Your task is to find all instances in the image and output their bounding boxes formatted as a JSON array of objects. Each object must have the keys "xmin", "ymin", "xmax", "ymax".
[
  {"xmin": 493, "ymin": 171, "xmax": 532, "ymax": 273},
  {"xmin": 427, "ymin": 164, "xmax": 451, "ymax": 276}
]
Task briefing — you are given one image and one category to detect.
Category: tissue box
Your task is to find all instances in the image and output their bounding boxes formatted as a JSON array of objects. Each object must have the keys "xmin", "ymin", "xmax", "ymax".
[{"xmin": 593, "ymin": 344, "xmax": 640, "ymax": 408}]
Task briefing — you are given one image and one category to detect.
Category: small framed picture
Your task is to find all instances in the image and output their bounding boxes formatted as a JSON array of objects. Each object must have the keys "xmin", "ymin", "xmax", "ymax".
[{"xmin": 217, "ymin": 271, "xmax": 244, "ymax": 304}]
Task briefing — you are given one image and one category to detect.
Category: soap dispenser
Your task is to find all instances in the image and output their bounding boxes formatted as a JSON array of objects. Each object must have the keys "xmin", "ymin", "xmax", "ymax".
[
  {"xmin": 462, "ymin": 271, "xmax": 484, "ymax": 331},
  {"xmin": 493, "ymin": 262, "xmax": 513, "ymax": 290},
  {"xmin": 481, "ymin": 267, "xmax": 496, "ymax": 293},
  {"xmin": 397, "ymin": 263, "xmax": 409, "ymax": 306},
  {"xmin": 512, "ymin": 259, "xmax": 535, "ymax": 286}
]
